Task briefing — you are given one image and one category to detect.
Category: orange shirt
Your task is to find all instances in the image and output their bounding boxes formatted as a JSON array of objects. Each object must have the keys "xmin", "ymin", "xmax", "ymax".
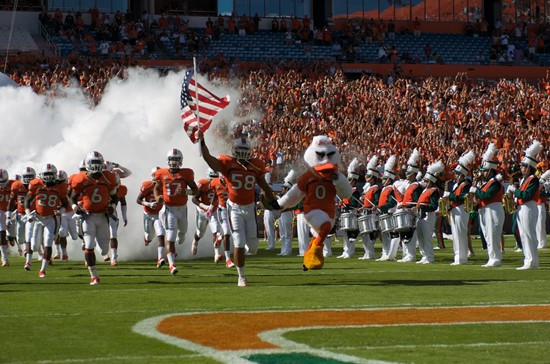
[
  {"xmin": 29, "ymin": 178, "xmax": 68, "ymax": 217},
  {"xmin": 117, "ymin": 184, "xmax": 127, "ymax": 199},
  {"xmin": 140, "ymin": 180, "xmax": 162, "ymax": 214},
  {"xmin": 10, "ymin": 180, "xmax": 29, "ymax": 214},
  {"xmin": 210, "ymin": 177, "xmax": 228, "ymax": 208},
  {"xmin": 297, "ymin": 170, "xmax": 337, "ymax": 218},
  {"xmin": 218, "ymin": 155, "xmax": 266, "ymax": 205},
  {"xmin": 196, "ymin": 178, "xmax": 218, "ymax": 209},
  {"xmin": 154, "ymin": 168, "xmax": 195, "ymax": 206},
  {"xmin": 0, "ymin": 181, "xmax": 13, "ymax": 211},
  {"xmin": 71, "ymin": 171, "xmax": 117, "ymax": 213}
]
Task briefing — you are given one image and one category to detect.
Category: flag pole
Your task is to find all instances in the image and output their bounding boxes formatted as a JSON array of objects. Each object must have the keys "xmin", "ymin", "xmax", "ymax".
[{"xmin": 193, "ymin": 57, "xmax": 202, "ymax": 156}]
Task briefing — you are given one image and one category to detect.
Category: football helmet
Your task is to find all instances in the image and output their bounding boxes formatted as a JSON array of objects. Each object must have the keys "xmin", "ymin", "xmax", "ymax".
[
  {"xmin": 78, "ymin": 159, "xmax": 86, "ymax": 171},
  {"xmin": 40, "ymin": 164, "xmax": 58, "ymax": 183},
  {"xmin": 0, "ymin": 169, "xmax": 8, "ymax": 186},
  {"xmin": 22, "ymin": 167, "xmax": 36, "ymax": 184},
  {"xmin": 207, "ymin": 168, "xmax": 218, "ymax": 180},
  {"xmin": 167, "ymin": 149, "xmax": 183, "ymax": 169},
  {"xmin": 15, "ymin": 174, "xmax": 21, "ymax": 181},
  {"xmin": 85, "ymin": 151, "xmax": 105, "ymax": 173},
  {"xmin": 232, "ymin": 137, "xmax": 252, "ymax": 161},
  {"xmin": 57, "ymin": 170, "xmax": 68, "ymax": 183}
]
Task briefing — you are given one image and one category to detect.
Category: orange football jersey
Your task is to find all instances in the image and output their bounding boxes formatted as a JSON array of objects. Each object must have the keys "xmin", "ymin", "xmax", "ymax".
[
  {"xmin": 154, "ymin": 168, "xmax": 195, "ymax": 206},
  {"xmin": 297, "ymin": 170, "xmax": 337, "ymax": 218},
  {"xmin": 210, "ymin": 177, "xmax": 228, "ymax": 208},
  {"xmin": 29, "ymin": 178, "xmax": 68, "ymax": 217},
  {"xmin": 71, "ymin": 171, "xmax": 117, "ymax": 213},
  {"xmin": 140, "ymin": 180, "xmax": 162, "ymax": 214},
  {"xmin": 218, "ymin": 155, "xmax": 265, "ymax": 205},
  {"xmin": 196, "ymin": 178, "xmax": 218, "ymax": 209},
  {"xmin": 0, "ymin": 180, "xmax": 14, "ymax": 211},
  {"xmin": 10, "ymin": 180, "xmax": 29, "ymax": 214}
]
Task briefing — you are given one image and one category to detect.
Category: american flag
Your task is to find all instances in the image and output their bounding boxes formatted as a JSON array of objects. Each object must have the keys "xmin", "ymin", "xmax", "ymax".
[{"xmin": 180, "ymin": 69, "xmax": 230, "ymax": 143}]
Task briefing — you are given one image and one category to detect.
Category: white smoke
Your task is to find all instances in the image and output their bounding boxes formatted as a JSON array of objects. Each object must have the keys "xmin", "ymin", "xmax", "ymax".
[{"xmin": 0, "ymin": 67, "xmax": 241, "ymax": 261}]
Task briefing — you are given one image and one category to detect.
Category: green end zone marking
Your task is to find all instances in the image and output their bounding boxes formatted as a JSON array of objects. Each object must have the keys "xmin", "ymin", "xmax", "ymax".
[{"xmin": 247, "ymin": 353, "xmax": 351, "ymax": 364}]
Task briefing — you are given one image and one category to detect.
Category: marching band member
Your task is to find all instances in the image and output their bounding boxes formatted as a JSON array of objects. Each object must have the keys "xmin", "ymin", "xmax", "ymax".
[
  {"xmin": 536, "ymin": 169, "xmax": 549, "ymax": 250},
  {"xmin": 448, "ymin": 151, "xmax": 475, "ymax": 265},
  {"xmin": 359, "ymin": 155, "xmax": 381, "ymax": 260},
  {"xmin": 507, "ymin": 140, "xmax": 542, "ymax": 270},
  {"xmin": 376, "ymin": 155, "xmax": 402, "ymax": 261},
  {"xmin": 278, "ymin": 170, "xmax": 298, "ymax": 256},
  {"xmin": 471, "ymin": 143, "xmax": 505, "ymax": 268},
  {"xmin": 415, "ymin": 161, "xmax": 444, "ymax": 264},
  {"xmin": 396, "ymin": 149, "xmax": 422, "ymax": 263},
  {"xmin": 338, "ymin": 158, "xmax": 361, "ymax": 259}
]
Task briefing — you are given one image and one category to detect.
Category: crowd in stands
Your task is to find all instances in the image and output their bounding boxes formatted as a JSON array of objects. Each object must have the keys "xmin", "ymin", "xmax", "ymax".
[{"xmin": 5, "ymin": 53, "xmax": 548, "ymax": 182}]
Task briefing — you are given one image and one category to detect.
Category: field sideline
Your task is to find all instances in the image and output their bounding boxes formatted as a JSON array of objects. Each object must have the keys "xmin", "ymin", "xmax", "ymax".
[{"xmin": 1, "ymin": 236, "xmax": 549, "ymax": 364}]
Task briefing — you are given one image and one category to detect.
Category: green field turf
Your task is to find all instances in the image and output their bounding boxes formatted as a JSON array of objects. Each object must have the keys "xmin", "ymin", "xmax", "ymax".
[{"xmin": 1, "ymin": 236, "xmax": 549, "ymax": 364}]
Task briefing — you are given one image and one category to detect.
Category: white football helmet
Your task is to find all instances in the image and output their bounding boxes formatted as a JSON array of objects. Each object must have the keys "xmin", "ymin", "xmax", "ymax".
[
  {"xmin": 207, "ymin": 168, "xmax": 218, "ymax": 180},
  {"xmin": 232, "ymin": 137, "xmax": 252, "ymax": 161},
  {"xmin": 78, "ymin": 159, "xmax": 86, "ymax": 171},
  {"xmin": 167, "ymin": 149, "xmax": 183, "ymax": 169},
  {"xmin": 57, "ymin": 169, "xmax": 68, "ymax": 183},
  {"xmin": 22, "ymin": 167, "xmax": 36, "ymax": 184},
  {"xmin": 0, "ymin": 169, "xmax": 8, "ymax": 186},
  {"xmin": 85, "ymin": 151, "xmax": 105, "ymax": 173},
  {"xmin": 40, "ymin": 164, "xmax": 58, "ymax": 183}
]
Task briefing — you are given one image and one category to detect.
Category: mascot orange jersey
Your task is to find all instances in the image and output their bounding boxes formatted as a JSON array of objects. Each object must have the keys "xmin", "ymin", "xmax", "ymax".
[
  {"xmin": 196, "ymin": 178, "xmax": 218, "ymax": 209},
  {"xmin": 218, "ymin": 155, "xmax": 266, "ymax": 205},
  {"xmin": 28, "ymin": 178, "xmax": 68, "ymax": 217},
  {"xmin": 140, "ymin": 181, "xmax": 162, "ymax": 214},
  {"xmin": 71, "ymin": 171, "xmax": 117, "ymax": 213},
  {"xmin": 296, "ymin": 170, "xmax": 338, "ymax": 218},
  {"xmin": 154, "ymin": 168, "xmax": 194, "ymax": 206}
]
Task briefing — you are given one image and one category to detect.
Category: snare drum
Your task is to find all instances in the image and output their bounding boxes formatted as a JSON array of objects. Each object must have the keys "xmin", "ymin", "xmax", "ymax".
[
  {"xmin": 358, "ymin": 213, "xmax": 379, "ymax": 235},
  {"xmin": 393, "ymin": 209, "xmax": 417, "ymax": 233},
  {"xmin": 379, "ymin": 213, "xmax": 395, "ymax": 233},
  {"xmin": 339, "ymin": 212, "xmax": 358, "ymax": 231}
]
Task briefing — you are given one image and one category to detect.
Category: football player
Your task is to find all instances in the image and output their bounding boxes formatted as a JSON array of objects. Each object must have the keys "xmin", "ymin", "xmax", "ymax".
[
  {"xmin": 54, "ymin": 170, "xmax": 76, "ymax": 261},
  {"xmin": 209, "ymin": 172, "xmax": 235, "ymax": 268},
  {"xmin": 137, "ymin": 167, "xmax": 166, "ymax": 268},
  {"xmin": 154, "ymin": 149, "xmax": 199, "ymax": 276},
  {"xmin": 0, "ymin": 169, "xmax": 14, "ymax": 266},
  {"xmin": 191, "ymin": 168, "xmax": 223, "ymax": 261},
  {"xmin": 105, "ymin": 174, "xmax": 128, "ymax": 266},
  {"xmin": 8, "ymin": 167, "xmax": 36, "ymax": 270},
  {"xmin": 70, "ymin": 151, "xmax": 118, "ymax": 285},
  {"xmin": 199, "ymin": 133, "xmax": 276, "ymax": 287}
]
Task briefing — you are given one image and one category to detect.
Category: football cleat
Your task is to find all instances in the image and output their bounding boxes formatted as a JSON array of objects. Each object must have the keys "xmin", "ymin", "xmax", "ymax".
[
  {"xmin": 53, "ymin": 254, "xmax": 61, "ymax": 260},
  {"xmin": 237, "ymin": 276, "xmax": 248, "ymax": 287},
  {"xmin": 110, "ymin": 260, "xmax": 118, "ymax": 267},
  {"xmin": 24, "ymin": 262, "xmax": 31, "ymax": 271},
  {"xmin": 38, "ymin": 270, "xmax": 46, "ymax": 278},
  {"xmin": 2, "ymin": 261, "xmax": 8, "ymax": 267},
  {"xmin": 225, "ymin": 259, "xmax": 235, "ymax": 268},
  {"xmin": 90, "ymin": 277, "xmax": 100, "ymax": 285},
  {"xmin": 156, "ymin": 258, "xmax": 166, "ymax": 268},
  {"xmin": 191, "ymin": 241, "xmax": 198, "ymax": 256},
  {"xmin": 170, "ymin": 265, "xmax": 178, "ymax": 276},
  {"xmin": 144, "ymin": 237, "xmax": 149, "ymax": 246},
  {"xmin": 214, "ymin": 254, "xmax": 223, "ymax": 263},
  {"xmin": 103, "ymin": 256, "xmax": 110, "ymax": 262},
  {"xmin": 62, "ymin": 255, "xmax": 68, "ymax": 262}
]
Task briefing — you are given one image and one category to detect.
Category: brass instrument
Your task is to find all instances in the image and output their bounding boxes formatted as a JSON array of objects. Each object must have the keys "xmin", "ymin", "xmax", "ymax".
[
  {"xmin": 464, "ymin": 193, "xmax": 475, "ymax": 213},
  {"xmin": 503, "ymin": 192, "xmax": 516, "ymax": 215},
  {"xmin": 438, "ymin": 196, "xmax": 450, "ymax": 218}
]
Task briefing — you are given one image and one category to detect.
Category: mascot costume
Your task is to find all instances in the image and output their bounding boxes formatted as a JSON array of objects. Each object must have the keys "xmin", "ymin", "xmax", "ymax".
[{"xmin": 271, "ymin": 136, "xmax": 352, "ymax": 270}]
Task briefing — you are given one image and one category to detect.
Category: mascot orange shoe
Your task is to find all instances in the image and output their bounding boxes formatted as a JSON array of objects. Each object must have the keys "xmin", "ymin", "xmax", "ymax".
[{"xmin": 275, "ymin": 135, "xmax": 352, "ymax": 270}]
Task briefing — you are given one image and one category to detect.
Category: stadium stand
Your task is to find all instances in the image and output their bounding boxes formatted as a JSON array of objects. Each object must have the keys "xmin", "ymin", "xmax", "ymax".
[{"xmin": 0, "ymin": 26, "xmax": 38, "ymax": 52}]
